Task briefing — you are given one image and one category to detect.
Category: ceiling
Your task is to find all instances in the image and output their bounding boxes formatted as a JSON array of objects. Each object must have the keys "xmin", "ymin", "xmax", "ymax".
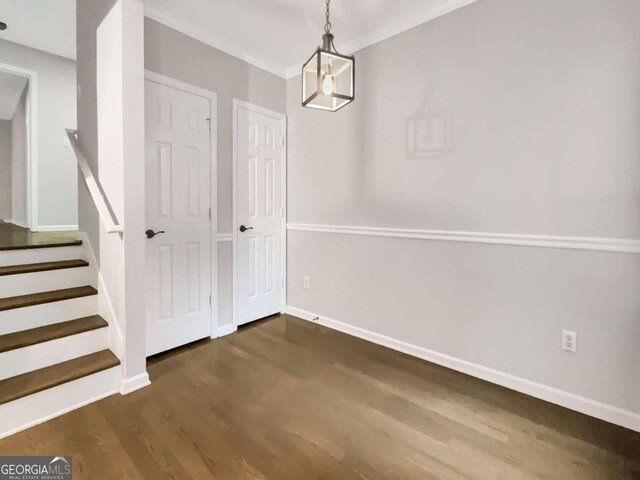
[
  {"xmin": 0, "ymin": 0, "xmax": 477, "ymax": 78},
  {"xmin": 0, "ymin": 0, "xmax": 76, "ymax": 59},
  {"xmin": 145, "ymin": 0, "xmax": 478, "ymax": 78},
  {"xmin": 0, "ymin": 70, "xmax": 27, "ymax": 120}
]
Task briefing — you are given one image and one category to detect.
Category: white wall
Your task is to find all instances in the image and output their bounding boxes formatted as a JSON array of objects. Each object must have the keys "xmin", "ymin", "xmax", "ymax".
[
  {"xmin": 77, "ymin": 0, "xmax": 148, "ymax": 388},
  {"xmin": 0, "ymin": 39, "xmax": 78, "ymax": 230},
  {"xmin": 0, "ymin": 119, "xmax": 11, "ymax": 220},
  {"xmin": 144, "ymin": 18, "xmax": 286, "ymax": 328},
  {"xmin": 286, "ymin": 0, "xmax": 640, "ymax": 428},
  {"xmin": 10, "ymin": 87, "xmax": 27, "ymax": 226}
]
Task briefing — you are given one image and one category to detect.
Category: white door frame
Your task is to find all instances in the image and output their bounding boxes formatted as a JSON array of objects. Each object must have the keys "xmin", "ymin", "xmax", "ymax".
[
  {"xmin": 232, "ymin": 99, "xmax": 287, "ymax": 329},
  {"xmin": 144, "ymin": 70, "xmax": 221, "ymax": 339},
  {"xmin": 0, "ymin": 62, "xmax": 38, "ymax": 230}
]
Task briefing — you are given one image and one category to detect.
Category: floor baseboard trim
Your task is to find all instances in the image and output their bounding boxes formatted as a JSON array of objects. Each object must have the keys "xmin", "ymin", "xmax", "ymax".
[
  {"xmin": 285, "ymin": 305, "xmax": 640, "ymax": 433},
  {"xmin": 77, "ymin": 231, "xmax": 124, "ymax": 359},
  {"xmin": 120, "ymin": 372, "xmax": 151, "ymax": 395},
  {"xmin": 216, "ymin": 324, "xmax": 237, "ymax": 337},
  {"xmin": 3, "ymin": 219, "xmax": 28, "ymax": 229}
]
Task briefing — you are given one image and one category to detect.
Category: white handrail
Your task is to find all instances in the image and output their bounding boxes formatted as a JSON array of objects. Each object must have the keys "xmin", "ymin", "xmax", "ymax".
[{"xmin": 66, "ymin": 129, "xmax": 123, "ymax": 234}]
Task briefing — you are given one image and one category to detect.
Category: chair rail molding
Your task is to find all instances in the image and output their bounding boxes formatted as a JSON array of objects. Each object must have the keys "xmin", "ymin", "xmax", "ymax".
[{"xmin": 286, "ymin": 223, "xmax": 640, "ymax": 254}]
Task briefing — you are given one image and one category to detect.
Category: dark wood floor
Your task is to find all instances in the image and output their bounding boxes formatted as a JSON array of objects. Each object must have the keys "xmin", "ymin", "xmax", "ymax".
[
  {"xmin": 0, "ymin": 222, "xmax": 80, "ymax": 250},
  {"xmin": 1, "ymin": 315, "xmax": 638, "ymax": 479}
]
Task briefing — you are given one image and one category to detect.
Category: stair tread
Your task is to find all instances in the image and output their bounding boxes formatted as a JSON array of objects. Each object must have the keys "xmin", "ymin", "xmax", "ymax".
[
  {"xmin": 0, "ymin": 315, "xmax": 108, "ymax": 353},
  {"xmin": 0, "ymin": 240, "xmax": 83, "ymax": 251},
  {"xmin": 0, "ymin": 286, "xmax": 98, "ymax": 312},
  {"xmin": 0, "ymin": 350, "xmax": 120, "ymax": 405},
  {"xmin": 0, "ymin": 259, "xmax": 89, "ymax": 277}
]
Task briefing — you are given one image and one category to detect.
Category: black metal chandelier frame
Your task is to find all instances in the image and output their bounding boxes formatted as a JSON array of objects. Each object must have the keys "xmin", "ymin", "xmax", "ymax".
[{"xmin": 301, "ymin": 0, "xmax": 355, "ymax": 112}]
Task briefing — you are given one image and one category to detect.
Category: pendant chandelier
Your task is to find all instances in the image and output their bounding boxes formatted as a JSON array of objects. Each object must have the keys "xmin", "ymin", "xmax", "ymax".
[{"xmin": 302, "ymin": 0, "xmax": 355, "ymax": 112}]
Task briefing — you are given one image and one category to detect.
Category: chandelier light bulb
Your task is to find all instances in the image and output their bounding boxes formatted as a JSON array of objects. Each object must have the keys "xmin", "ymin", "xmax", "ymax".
[{"xmin": 322, "ymin": 73, "xmax": 334, "ymax": 95}]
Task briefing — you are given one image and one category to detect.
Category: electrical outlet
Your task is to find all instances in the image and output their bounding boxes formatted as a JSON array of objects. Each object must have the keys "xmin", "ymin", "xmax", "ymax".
[
  {"xmin": 303, "ymin": 276, "xmax": 310, "ymax": 289},
  {"xmin": 562, "ymin": 330, "xmax": 577, "ymax": 352}
]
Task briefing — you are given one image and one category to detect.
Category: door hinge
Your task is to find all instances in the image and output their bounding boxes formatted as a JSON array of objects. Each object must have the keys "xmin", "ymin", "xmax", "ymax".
[
  {"xmin": 281, "ymin": 207, "xmax": 285, "ymax": 218},
  {"xmin": 208, "ymin": 207, "xmax": 211, "ymax": 219},
  {"xmin": 281, "ymin": 136, "xmax": 285, "ymax": 147},
  {"xmin": 209, "ymin": 294, "xmax": 212, "ymax": 306}
]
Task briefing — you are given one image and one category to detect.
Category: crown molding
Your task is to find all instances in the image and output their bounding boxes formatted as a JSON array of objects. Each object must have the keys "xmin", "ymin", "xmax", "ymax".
[
  {"xmin": 284, "ymin": 0, "xmax": 481, "ymax": 79},
  {"xmin": 144, "ymin": 6, "xmax": 288, "ymax": 78},
  {"xmin": 145, "ymin": 0, "xmax": 479, "ymax": 81}
]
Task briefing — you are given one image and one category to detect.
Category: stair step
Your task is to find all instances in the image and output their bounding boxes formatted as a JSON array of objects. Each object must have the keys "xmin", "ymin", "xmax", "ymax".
[
  {"xmin": 0, "ymin": 316, "xmax": 107, "ymax": 353},
  {"xmin": 0, "ymin": 259, "xmax": 89, "ymax": 277},
  {"xmin": 0, "ymin": 239, "xmax": 82, "ymax": 252},
  {"xmin": 0, "ymin": 245, "xmax": 85, "ymax": 268},
  {"xmin": 0, "ymin": 350, "xmax": 120, "ymax": 405},
  {"xmin": 0, "ymin": 286, "xmax": 97, "ymax": 312}
]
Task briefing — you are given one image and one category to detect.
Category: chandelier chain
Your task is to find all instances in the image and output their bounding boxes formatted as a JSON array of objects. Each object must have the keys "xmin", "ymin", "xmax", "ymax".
[{"xmin": 324, "ymin": 0, "xmax": 332, "ymax": 34}]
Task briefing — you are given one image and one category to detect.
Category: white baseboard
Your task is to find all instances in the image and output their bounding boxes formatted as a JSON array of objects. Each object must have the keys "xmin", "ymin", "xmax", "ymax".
[
  {"xmin": 216, "ymin": 323, "xmax": 237, "ymax": 337},
  {"xmin": 77, "ymin": 232, "xmax": 124, "ymax": 359},
  {"xmin": 120, "ymin": 372, "xmax": 151, "ymax": 395},
  {"xmin": 3, "ymin": 219, "xmax": 28, "ymax": 229},
  {"xmin": 285, "ymin": 305, "xmax": 640, "ymax": 433},
  {"xmin": 33, "ymin": 224, "xmax": 79, "ymax": 232}
]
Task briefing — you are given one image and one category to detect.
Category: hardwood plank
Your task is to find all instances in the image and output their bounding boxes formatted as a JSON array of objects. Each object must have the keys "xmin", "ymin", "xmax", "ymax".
[
  {"xmin": 0, "ymin": 350, "xmax": 119, "ymax": 405},
  {"xmin": 0, "ymin": 259, "xmax": 89, "ymax": 276},
  {"xmin": 0, "ymin": 315, "xmax": 638, "ymax": 480},
  {"xmin": 0, "ymin": 286, "xmax": 97, "ymax": 312},
  {"xmin": 0, "ymin": 315, "xmax": 108, "ymax": 353},
  {"xmin": 0, "ymin": 222, "xmax": 81, "ymax": 251}
]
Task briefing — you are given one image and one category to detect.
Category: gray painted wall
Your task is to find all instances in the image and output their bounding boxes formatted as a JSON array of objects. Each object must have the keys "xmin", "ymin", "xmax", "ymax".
[
  {"xmin": 0, "ymin": 39, "xmax": 78, "ymax": 229},
  {"xmin": 286, "ymin": 0, "xmax": 640, "ymax": 414},
  {"xmin": 10, "ymin": 88, "xmax": 27, "ymax": 225},
  {"xmin": 144, "ymin": 18, "xmax": 286, "ymax": 327},
  {"xmin": 0, "ymin": 119, "xmax": 11, "ymax": 219}
]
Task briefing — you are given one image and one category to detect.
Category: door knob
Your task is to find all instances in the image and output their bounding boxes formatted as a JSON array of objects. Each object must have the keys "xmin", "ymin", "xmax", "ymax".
[
  {"xmin": 239, "ymin": 225, "xmax": 254, "ymax": 233},
  {"xmin": 145, "ymin": 229, "xmax": 166, "ymax": 239}
]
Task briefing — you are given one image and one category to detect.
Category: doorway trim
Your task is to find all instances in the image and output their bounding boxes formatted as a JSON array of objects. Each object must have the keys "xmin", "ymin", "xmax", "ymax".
[
  {"xmin": 0, "ymin": 62, "xmax": 38, "ymax": 230},
  {"xmin": 232, "ymin": 99, "xmax": 287, "ymax": 330},
  {"xmin": 143, "ymin": 69, "xmax": 220, "ymax": 339}
]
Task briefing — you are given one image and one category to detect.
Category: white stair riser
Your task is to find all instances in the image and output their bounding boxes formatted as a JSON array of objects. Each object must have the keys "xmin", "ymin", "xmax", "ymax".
[
  {"xmin": 0, "ymin": 267, "xmax": 94, "ymax": 298},
  {"xmin": 0, "ymin": 366, "xmax": 120, "ymax": 439},
  {"xmin": 0, "ymin": 246, "xmax": 86, "ymax": 267},
  {"xmin": 0, "ymin": 328, "xmax": 108, "ymax": 381},
  {"xmin": 0, "ymin": 296, "xmax": 98, "ymax": 335}
]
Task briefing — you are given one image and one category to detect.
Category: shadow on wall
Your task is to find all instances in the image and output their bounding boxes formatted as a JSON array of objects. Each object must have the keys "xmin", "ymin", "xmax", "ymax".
[{"xmin": 406, "ymin": 86, "xmax": 453, "ymax": 160}]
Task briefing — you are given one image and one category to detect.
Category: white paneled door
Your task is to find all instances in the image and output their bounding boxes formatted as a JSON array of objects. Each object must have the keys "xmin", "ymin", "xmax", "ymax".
[
  {"xmin": 235, "ymin": 102, "xmax": 285, "ymax": 326},
  {"xmin": 145, "ymin": 79, "xmax": 212, "ymax": 356}
]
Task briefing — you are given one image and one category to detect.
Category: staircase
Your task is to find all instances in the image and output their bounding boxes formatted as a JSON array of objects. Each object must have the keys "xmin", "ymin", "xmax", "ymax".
[{"xmin": 0, "ymin": 235, "xmax": 121, "ymax": 439}]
